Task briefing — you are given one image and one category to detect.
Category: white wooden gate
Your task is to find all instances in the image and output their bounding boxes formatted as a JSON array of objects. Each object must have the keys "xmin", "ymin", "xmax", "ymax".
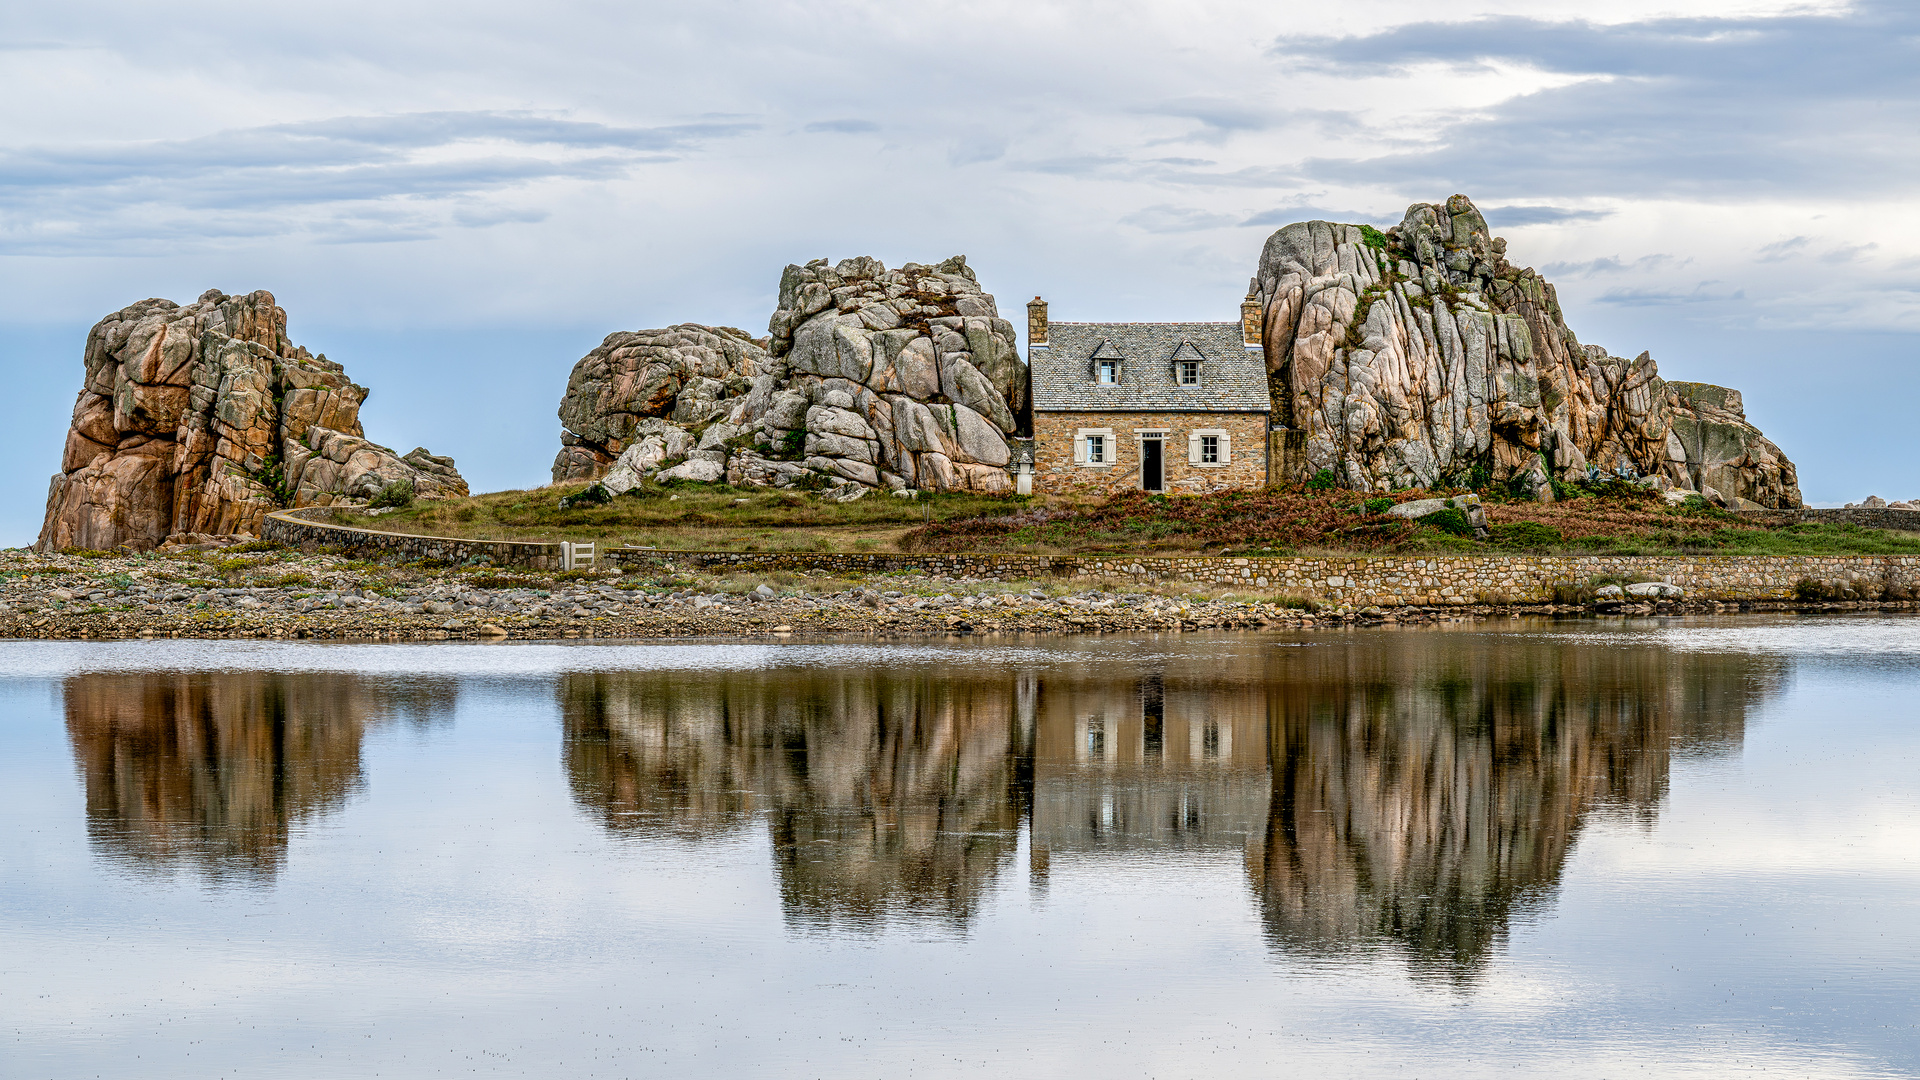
[{"xmin": 561, "ymin": 541, "xmax": 597, "ymax": 572}]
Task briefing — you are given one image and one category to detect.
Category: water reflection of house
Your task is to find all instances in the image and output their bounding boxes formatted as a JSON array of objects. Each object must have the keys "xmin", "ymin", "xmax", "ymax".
[
  {"xmin": 1029, "ymin": 675, "xmax": 1271, "ymax": 872},
  {"xmin": 62, "ymin": 672, "xmax": 457, "ymax": 882},
  {"xmin": 1245, "ymin": 637, "xmax": 1767, "ymax": 984},
  {"xmin": 558, "ymin": 635, "xmax": 1777, "ymax": 970}
]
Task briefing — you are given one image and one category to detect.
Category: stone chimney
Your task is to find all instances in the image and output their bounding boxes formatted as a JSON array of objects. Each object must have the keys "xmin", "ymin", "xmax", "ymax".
[
  {"xmin": 1241, "ymin": 290, "xmax": 1263, "ymax": 349},
  {"xmin": 1027, "ymin": 296, "xmax": 1049, "ymax": 348}
]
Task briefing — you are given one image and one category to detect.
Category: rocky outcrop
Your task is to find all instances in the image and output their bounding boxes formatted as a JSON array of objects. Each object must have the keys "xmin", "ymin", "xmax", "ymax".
[
  {"xmin": 38, "ymin": 290, "xmax": 467, "ymax": 552},
  {"xmin": 1254, "ymin": 196, "xmax": 1801, "ymax": 507},
  {"xmin": 1663, "ymin": 382, "xmax": 1799, "ymax": 509},
  {"xmin": 552, "ymin": 255, "xmax": 1025, "ymax": 495},
  {"xmin": 550, "ymin": 324, "xmax": 772, "ymax": 481}
]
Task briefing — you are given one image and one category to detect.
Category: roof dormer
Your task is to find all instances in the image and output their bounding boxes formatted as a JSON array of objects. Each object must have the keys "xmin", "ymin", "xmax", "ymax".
[
  {"xmin": 1090, "ymin": 339, "xmax": 1125, "ymax": 385},
  {"xmin": 1168, "ymin": 340, "xmax": 1206, "ymax": 386}
]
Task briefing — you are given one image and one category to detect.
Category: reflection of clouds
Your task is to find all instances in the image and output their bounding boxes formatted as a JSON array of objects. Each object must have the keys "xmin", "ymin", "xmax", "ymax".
[
  {"xmin": 63, "ymin": 672, "xmax": 459, "ymax": 882},
  {"xmin": 1246, "ymin": 636, "xmax": 1775, "ymax": 985}
]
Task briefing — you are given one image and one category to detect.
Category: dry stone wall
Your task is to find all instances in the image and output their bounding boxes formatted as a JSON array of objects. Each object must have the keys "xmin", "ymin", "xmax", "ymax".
[
  {"xmin": 262, "ymin": 508, "xmax": 561, "ymax": 569},
  {"xmin": 652, "ymin": 551, "xmax": 1917, "ymax": 606}
]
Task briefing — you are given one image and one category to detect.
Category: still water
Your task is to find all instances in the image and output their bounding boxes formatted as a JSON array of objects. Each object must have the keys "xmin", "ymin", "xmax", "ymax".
[{"xmin": 3, "ymin": 619, "xmax": 1917, "ymax": 1078}]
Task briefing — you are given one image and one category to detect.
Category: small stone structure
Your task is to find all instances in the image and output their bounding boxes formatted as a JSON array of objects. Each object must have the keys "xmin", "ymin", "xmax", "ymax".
[{"xmin": 1027, "ymin": 310, "xmax": 1270, "ymax": 495}]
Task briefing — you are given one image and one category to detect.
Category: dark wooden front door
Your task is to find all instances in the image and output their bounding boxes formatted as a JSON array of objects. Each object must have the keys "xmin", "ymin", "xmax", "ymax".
[{"xmin": 1142, "ymin": 437, "xmax": 1164, "ymax": 492}]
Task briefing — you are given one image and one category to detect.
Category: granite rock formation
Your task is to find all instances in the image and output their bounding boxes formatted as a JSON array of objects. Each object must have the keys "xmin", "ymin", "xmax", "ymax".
[
  {"xmin": 552, "ymin": 255, "xmax": 1024, "ymax": 495},
  {"xmin": 1254, "ymin": 196, "xmax": 1801, "ymax": 507},
  {"xmin": 550, "ymin": 324, "xmax": 772, "ymax": 482},
  {"xmin": 39, "ymin": 290, "xmax": 467, "ymax": 552}
]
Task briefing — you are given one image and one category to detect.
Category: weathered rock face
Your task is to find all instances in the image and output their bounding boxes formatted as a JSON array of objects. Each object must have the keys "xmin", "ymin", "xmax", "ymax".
[
  {"xmin": 550, "ymin": 324, "xmax": 772, "ymax": 481},
  {"xmin": 39, "ymin": 290, "xmax": 468, "ymax": 552},
  {"xmin": 1662, "ymin": 382, "xmax": 1799, "ymax": 509},
  {"xmin": 1254, "ymin": 195, "xmax": 1802, "ymax": 507},
  {"xmin": 551, "ymin": 255, "xmax": 1025, "ymax": 494}
]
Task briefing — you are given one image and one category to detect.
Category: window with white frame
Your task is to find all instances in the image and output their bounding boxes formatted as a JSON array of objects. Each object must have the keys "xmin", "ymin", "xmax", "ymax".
[
  {"xmin": 1187, "ymin": 428, "xmax": 1231, "ymax": 467},
  {"xmin": 1075, "ymin": 427, "xmax": 1116, "ymax": 466},
  {"xmin": 1178, "ymin": 359, "xmax": 1200, "ymax": 385},
  {"xmin": 1098, "ymin": 359, "xmax": 1118, "ymax": 384}
]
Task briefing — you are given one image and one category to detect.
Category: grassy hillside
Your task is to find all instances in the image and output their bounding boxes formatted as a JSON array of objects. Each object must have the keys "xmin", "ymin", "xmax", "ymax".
[{"xmin": 315, "ymin": 480, "xmax": 1920, "ymax": 558}]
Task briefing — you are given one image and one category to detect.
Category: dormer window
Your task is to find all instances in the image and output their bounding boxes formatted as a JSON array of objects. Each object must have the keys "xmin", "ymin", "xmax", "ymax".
[
  {"xmin": 1089, "ymin": 339, "xmax": 1125, "ymax": 384},
  {"xmin": 1169, "ymin": 340, "xmax": 1206, "ymax": 386}
]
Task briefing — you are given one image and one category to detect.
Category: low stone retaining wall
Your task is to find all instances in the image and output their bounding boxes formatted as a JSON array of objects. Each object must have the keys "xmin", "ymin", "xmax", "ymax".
[
  {"xmin": 261, "ymin": 508, "xmax": 1917, "ymax": 607},
  {"xmin": 262, "ymin": 508, "xmax": 563, "ymax": 569},
  {"xmin": 631, "ymin": 550, "xmax": 1919, "ymax": 607}
]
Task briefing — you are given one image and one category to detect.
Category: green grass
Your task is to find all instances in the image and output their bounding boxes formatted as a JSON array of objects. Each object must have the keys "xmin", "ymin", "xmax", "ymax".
[{"xmin": 321, "ymin": 482, "xmax": 1024, "ymax": 551}]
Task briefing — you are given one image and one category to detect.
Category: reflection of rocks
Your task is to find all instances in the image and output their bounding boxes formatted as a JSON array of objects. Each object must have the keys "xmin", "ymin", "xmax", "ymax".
[
  {"xmin": 561, "ymin": 670, "xmax": 1030, "ymax": 927},
  {"xmin": 1245, "ymin": 637, "xmax": 1769, "ymax": 983},
  {"xmin": 64, "ymin": 672, "xmax": 456, "ymax": 881},
  {"xmin": 561, "ymin": 673, "xmax": 761, "ymax": 841}
]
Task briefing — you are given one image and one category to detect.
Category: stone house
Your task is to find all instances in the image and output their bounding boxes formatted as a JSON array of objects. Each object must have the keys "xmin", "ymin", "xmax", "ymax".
[{"xmin": 1024, "ymin": 297, "xmax": 1271, "ymax": 495}]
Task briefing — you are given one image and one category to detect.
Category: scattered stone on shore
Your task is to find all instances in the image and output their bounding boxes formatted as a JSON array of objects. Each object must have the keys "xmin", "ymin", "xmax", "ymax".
[{"xmin": 0, "ymin": 546, "xmax": 1903, "ymax": 643}]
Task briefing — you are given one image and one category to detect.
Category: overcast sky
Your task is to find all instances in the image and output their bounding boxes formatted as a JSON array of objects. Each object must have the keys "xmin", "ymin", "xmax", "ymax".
[{"xmin": 3, "ymin": 0, "xmax": 1914, "ymax": 542}]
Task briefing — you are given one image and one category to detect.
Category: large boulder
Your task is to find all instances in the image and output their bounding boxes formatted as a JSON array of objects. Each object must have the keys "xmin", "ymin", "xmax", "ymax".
[
  {"xmin": 38, "ymin": 290, "xmax": 467, "ymax": 552},
  {"xmin": 550, "ymin": 255, "xmax": 1026, "ymax": 495},
  {"xmin": 1253, "ymin": 196, "xmax": 1802, "ymax": 506},
  {"xmin": 552, "ymin": 324, "xmax": 770, "ymax": 481},
  {"xmin": 1663, "ymin": 382, "xmax": 1799, "ymax": 509}
]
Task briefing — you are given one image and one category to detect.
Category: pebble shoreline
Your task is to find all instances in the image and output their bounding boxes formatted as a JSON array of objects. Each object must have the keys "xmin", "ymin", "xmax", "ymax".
[{"xmin": 3, "ymin": 547, "xmax": 1913, "ymax": 642}]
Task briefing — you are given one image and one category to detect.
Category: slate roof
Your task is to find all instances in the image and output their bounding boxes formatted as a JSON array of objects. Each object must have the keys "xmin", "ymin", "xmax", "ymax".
[{"xmin": 1030, "ymin": 322, "xmax": 1270, "ymax": 413}]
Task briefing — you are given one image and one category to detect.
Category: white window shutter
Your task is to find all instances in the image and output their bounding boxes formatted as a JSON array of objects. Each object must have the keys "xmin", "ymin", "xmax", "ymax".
[
  {"xmin": 1074, "ymin": 432, "xmax": 1087, "ymax": 463},
  {"xmin": 1188, "ymin": 433, "xmax": 1202, "ymax": 464},
  {"xmin": 1219, "ymin": 433, "xmax": 1232, "ymax": 463}
]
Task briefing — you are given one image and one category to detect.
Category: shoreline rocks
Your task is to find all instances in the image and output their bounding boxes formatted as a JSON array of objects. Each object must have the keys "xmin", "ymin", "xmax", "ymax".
[{"xmin": 3, "ymin": 548, "xmax": 1907, "ymax": 643}]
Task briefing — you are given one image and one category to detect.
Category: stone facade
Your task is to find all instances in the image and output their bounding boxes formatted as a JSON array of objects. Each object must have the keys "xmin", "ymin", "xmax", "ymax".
[
  {"xmin": 1031, "ymin": 410, "xmax": 1268, "ymax": 496},
  {"xmin": 1028, "ymin": 315, "xmax": 1271, "ymax": 498}
]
